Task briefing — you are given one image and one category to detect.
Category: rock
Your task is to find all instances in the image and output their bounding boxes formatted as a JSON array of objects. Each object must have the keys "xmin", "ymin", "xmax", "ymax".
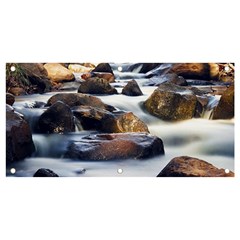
[
  {"xmin": 6, "ymin": 106, "xmax": 35, "ymax": 163},
  {"xmin": 167, "ymin": 63, "xmax": 219, "ymax": 80},
  {"xmin": 68, "ymin": 64, "xmax": 93, "ymax": 73},
  {"xmin": 82, "ymin": 72, "xmax": 115, "ymax": 83},
  {"xmin": 212, "ymin": 85, "xmax": 234, "ymax": 119},
  {"xmin": 144, "ymin": 83, "xmax": 197, "ymax": 121},
  {"xmin": 19, "ymin": 63, "xmax": 48, "ymax": 79},
  {"xmin": 6, "ymin": 93, "xmax": 15, "ymax": 105},
  {"xmin": 64, "ymin": 133, "xmax": 164, "ymax": 160},
  {"xmin": 78, "ymin": 77, "xmax": 117, "ymax": 95},
  {"xmin": 92, "ymin": 63, "xmax": 114, "ymax": 74},
  {"xmin": 157, "ymin": 156, "xmax": 234, "ymax": 177},
  {"xmin": 19, "ymin": 63, "xmax": 52, "ymax": 93},
  {"xmin": 33, "ymin": 168, "xmax": 59, "ymax": 177},
  {"xmin": 122, "ymin": 80, "xmax": 143, "ymax": 96},
  {"xmin": 102, "ymin": 112, "xmax": 149, "ymax": 133},
  {"xmin": 9, "ymin": 87, "xmax": 26, "ymax": 96},
  {"xmin": 44, "ymin": 63, "xmax": 75, "ymax": 82},
  {"xmin": 47, "ymin": 93, "xmax": 115, "ymax": 111},
  {"xmin": 73, "ymin": 106, "xmax": 149, "ymax": 133},
  {"xmin": 38, "ymin": 101, "xmax": 75, "ymax": 133}
]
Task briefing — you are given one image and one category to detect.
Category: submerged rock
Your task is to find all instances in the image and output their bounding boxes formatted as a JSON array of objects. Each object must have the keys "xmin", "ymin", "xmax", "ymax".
[
  {"xmin": 47, "ymin": 93, "xmax": 115, "ymax": 111},
  {"xmin": 212, "ymin": 85, "xmax": 234, "ymax": 119},
  {"xmin": 78, "ymin": 77, "xmax": 117, "ymax": 95},
  {"xmin": 6, "ymin": 106, "xmax": 35, "ymax": 163},
  {"xmin": 157, "ymin": 156, "xmax": 234, "ymax": 177},
  {"xmin": 6, "ymin": 93, "xmax": 15, "ymax": 106},
  {"xmin": 122, "ymin": 80, "xmax": 143, "ymax": 96},
  {"xmin": 33, "ymin": 168, "xmax": 59, "ymax": 177},
  {"xmin": 65, "ymin": 133, "xmax": 164, "ymax": 160},
  {"xmin": 38, "ymin": 101, "xmax": 75, "ymax": 133},
  {"xmin": 44, "ymin": 63, "xmax": 75, "ymax": 82},
  {"xmin": 73, "ymin": 106, "xmax": 149, "ymax": 133},
  {"xmin": 145, "ymin": 73, "xmax": 188, "ymax": 86},
  {"xmin": 144, "ymin": 83, "xmax": 197, "ymax": 121}
]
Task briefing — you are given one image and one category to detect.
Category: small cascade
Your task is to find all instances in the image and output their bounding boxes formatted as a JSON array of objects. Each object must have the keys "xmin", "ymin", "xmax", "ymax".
[{"xmin": 202, "ymin": 95, "xmax": 221, "ymax": 119}]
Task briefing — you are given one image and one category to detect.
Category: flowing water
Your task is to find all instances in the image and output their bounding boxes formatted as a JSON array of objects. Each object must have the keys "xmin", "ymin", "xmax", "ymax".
[{"xmin": 7, "ymin": 65, "xmax": 234, "ymax": 177}]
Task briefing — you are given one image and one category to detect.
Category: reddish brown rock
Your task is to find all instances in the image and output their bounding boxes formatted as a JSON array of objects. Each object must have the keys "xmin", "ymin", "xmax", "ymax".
[
  {"xmin": 65, "ymin": 133, "xmax": 164, "ymax": 160},
  {"xmin": 157, "ymin": 156, "xmax": 234, "ymax": 177},
  {"xmin": 6, "ymin": 106, "xmax": 35, "ymax": 163},
  {"xmin": 9, "ymin": 87, "xmax": 26, "ymax": 96},
  {"xmin": 73, "ymin": 106, "xmax": 149, "ymax": 133}
]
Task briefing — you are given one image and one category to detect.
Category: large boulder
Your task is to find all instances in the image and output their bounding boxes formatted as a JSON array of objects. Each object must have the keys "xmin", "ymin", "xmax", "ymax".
[
  {"xmin": 212, "ymin": 85, "xmax": 234, "ymax": 119},
  {"xmin": 19, "ymin": 63, "xmax": 52, "ymax": 93},
  {"xmin": 122, "ymin": 80, "xmax": 143, "ymax": 96},
  {"xmin": 38, "ymin": 101, "xmax": 75, "ymax": 133},
  {"xmin": 64, "ymin": 133, "xmax": 164, "ymax": 160},
  {"xmin": 6, "ymin": 93, "xmax": 15, "ymax": 106},
  {"xmin": 157, "ymin": 156, "xmax": 234, "ymax": 177},
  {"xmin": 6, "ymin": 105, "xmax": 35, "ymax": 163},
  {"xmin": 78, "ymin": 77, "xmax": 117, "ymax": 95},
  {"xmin": 144, "ymin": 83, "xmax": 198, "ymax": 120},
  {"xmin": 91, "ymin": 63, "xmax": 114, "ymax": 74},
  {"xmin": 73, "ymin": 106, "xmax": 149, "ymax": 133},
  {"xmin": 44, "ymin": 63, "xmax": 75, "ymax": 82},
  {"xmin": 47, "ymin": 93, "xmax": 115, "ymax": 111},
  {"xmin": 19, "ymin": 63, "xmax": 48, "ymax": 79},
  {"xmin": 33, "ymin": 168, "xmax": 59, "ymax": 177}
]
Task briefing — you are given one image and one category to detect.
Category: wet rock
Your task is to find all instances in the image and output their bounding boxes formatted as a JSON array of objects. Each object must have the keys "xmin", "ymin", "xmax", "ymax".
[
  {"xmin": 91, "ymin": 63, "xmax": 114, "ymax": 75},
  {"xmin": 122, "ymin": 80, "xmax": 143, "ymax": 96},
  {"xmin": 68, "ymin": 64, "xmax": 93, "ymax": 73},
  {"xmin": 167, "ymin": 63, "xmax": 219, "ymax": 80},
  {"xmin": 72, "ymin": 105, "xmax": 110, "ymax": 130},
  {"xmin": 73, "ymin": 106, "xmax": 149, "ymax": 133},
  {"xmin": 6, "ymin": 106, "xmax": 35, "ymax": 163},
  {"xmin": 102, "ymin": 112, "xmax": 149, "ymax": 133},
  {"xmin": 19, "ymin": 63, "xmax": 52, "ymax": 93},
  {"xmin": 47, "ymin": 93, "xmax": 115, "ymax": 111},
  {"xmin": 6, "ymin": 93, "xmax": 15, "ymax": 106},
  {"xmin": 157, "ymin": 156, "xmax": 234, "ymax": 177},
  {"xmin": 33, "ymin": 168, "xmax": 59, "ymax": 177},
  {"xmin": 38, "ymin": 101, "xmax": 75, "ymax": 133},
  {"xmin": 82, "ymin": 72, "xmax": 115, "ymax": 83},
  {"xmin": 78, "ymin": 77, "xmax": 117, "ymax": 95},
  {"xmin": 144, "ymin": 83, "xmax": 197, "ymax": 121},
  {"xmin": 212, "ymin": 85, "xmax": 234, "ymax": 119},
  {"xmin": 19, "ymin": 63, "xmax": 48, "ymax": 79},
  {"xmin": 9, "ymin": 87, "xmax": 26, "ymax": 96},
  {"xmin": 65, "ymin": 133, "xmax": 164, "ymax": 160},
  {"xmin": 44, "ymin": 63, "xmax": 75, "ymax": 82}
]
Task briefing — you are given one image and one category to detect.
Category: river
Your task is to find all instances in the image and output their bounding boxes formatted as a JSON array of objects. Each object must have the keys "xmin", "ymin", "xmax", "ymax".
[{"xmin": 6, "ymin": 64, "xmax": 234, "ymax": 177}]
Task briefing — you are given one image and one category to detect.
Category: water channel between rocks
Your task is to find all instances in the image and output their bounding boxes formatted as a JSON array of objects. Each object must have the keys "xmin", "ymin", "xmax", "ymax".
[{"xmin": 7, "ymin": 77, "xmax": 234, "ymax": 177}]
